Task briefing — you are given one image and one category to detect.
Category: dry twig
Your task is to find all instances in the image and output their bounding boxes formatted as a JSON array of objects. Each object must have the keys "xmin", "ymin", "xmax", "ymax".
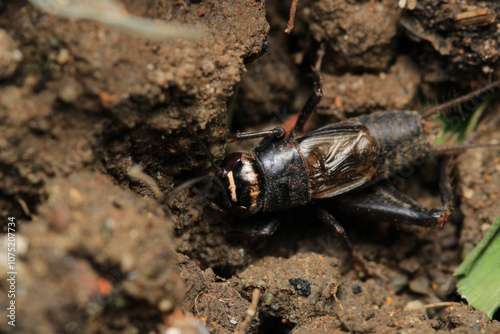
[
  {"xmin": 285, "ymin": 0, "xmax": 299, "ymax": 34},
  {"xmin": 127, "ymin": 165, "xmax": 164, "ymax": 201},
  {"xmin": 235, "ymin": 288, "xmax": 261, "ymax": 334},
  {"xmin": 418, "ymin": 301, "xmax": 462, "ymax": 310}
]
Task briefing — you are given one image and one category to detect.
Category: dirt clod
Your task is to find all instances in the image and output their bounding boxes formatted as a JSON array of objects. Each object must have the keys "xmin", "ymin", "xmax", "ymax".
[{"xmin": 289, "ymin": 277, "xmax": 312, "ymax": 297}]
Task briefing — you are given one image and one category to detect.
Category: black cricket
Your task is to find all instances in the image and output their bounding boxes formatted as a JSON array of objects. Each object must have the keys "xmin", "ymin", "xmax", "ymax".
[{"xmin": 200, "ymin": 61, "xmax": 500, "ymax": 254}]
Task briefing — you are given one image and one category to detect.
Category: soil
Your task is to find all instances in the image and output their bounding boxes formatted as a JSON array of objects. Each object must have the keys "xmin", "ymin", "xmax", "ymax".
[{"xmin": 1, "ymin": 0, "xmax": 500, "ymax": 333}]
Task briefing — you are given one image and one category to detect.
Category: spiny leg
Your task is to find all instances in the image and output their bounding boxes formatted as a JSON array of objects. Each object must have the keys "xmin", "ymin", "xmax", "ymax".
[
  {"xmin": 439, "ymin": 155, "xmax": 454, "ymax": 216},
  {"xmin": 223, "ymin": 127, "xmax": 285, "ymax": 142},
  {"xmin": 334, "ymin": 183, "xmax": 451, "ymax": 228},
  {"xmin": 290, "ymin": 44, "xmax": 326, "ymax": 138},
  {"xmin": 224, "ymin": 44, "xmax": 326, "ymax": 143}
]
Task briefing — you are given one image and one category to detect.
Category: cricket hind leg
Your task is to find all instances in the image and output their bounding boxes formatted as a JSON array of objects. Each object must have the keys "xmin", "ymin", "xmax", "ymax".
[
  {"xmin": 334, "ymin": 156, "xmax": 454, "ymax": 229},
  {"xmin": 322, "ymin": 159, "xmax": 453, "ymax": 277}
]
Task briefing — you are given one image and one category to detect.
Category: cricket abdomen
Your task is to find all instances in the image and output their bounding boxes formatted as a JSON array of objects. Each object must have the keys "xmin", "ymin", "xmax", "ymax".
[{"xmin": 354, "ymin": 111, "xmax": 431, "ymax": 183}]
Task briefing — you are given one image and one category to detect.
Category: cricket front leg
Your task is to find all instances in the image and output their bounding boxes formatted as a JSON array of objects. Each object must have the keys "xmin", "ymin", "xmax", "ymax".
[
  {"xmin": 225, "ymin": 218, "xmax": 281, "ymax": 240},
  {"xmin": 223, "ymin": 127, "xmax": 286, "ymax": 142}
]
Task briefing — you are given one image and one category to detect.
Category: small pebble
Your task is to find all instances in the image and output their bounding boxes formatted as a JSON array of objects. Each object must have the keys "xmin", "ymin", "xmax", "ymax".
[
  {"xmin": 409, "ymin": 276, "xmax": 430, "ymax": 294},
  {"xmin": 58, "ymin": 79, "xmax": 83, "ymax": 103},
  {"xmin": 263, "ymin": 292, "xmax": 274, "ymax": 305},
  {"xmin": 352, "ymin": 284, "xmax": 363, "ymax": 294},
  {"xmin": 404, "ymin": 300, "xmax": 424, "ymax": 311},
  {"xmin": 200, "ymin": 59, "xmax": 215, "ymax": 75},
  {"xmin": 390, "ymin": 274, "xmax": 408, "ymax": 293},
  {"xmin": 399, "ymin": 257, "xmax": 420, "ymax": 273},
  {"xmin": 289, "ymin": 278, "xmax": 311, "ymax": 297},
  {"xmin": 56, "ymin": 48, "xmax": 70, "ymax": 64},
  {"xmin": 158, "ymin": 299, "xmax": 173, "ymax": 312}
]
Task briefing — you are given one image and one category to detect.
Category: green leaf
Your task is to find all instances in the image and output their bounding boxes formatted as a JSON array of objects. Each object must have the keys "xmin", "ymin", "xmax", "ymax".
[
  {"xmin": 433, "ymin": 94, "xmax": 493, "ymax": 145},
  {"xmin": 454, "ymin": 216, "xmax": 500, "ymax": 319}
]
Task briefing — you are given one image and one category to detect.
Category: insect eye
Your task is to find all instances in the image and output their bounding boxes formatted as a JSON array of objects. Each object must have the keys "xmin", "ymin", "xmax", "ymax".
[{"xmin": 221, "ymin": 152, "xmax": 243, "ymax": 169}]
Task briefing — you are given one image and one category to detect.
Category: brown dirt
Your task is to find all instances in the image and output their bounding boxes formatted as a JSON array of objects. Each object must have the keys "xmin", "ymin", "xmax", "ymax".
[{"xmin": 1, "ymin": 0, "xmax": 500, "ymax": 333}]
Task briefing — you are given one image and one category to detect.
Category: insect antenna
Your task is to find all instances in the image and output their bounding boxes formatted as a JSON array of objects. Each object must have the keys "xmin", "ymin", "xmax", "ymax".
[
  {"xmin": 169, "ymin": 175, "xmax": 214, "ymax": 195},
  {"xmin": 187, "ymin": 126, "xmax": 222, "ymax": 174},
  {"xmin": 168, "ymin": 82, "xmax": 222, "ymax": 174},
  {"xmin": 422, "ymin": 79, "xmax": 500, "ymax": 120},
  {"xmin": 167, "ymin": 83, "xmax": 230, "ymax": 207},
  {"xmin": 168, "ymin": 122, "xmax": 232, "ymax": 207},
  {"xmin": 431, "ymin": 142, "xmax": 500, "ymax": 155},
  {"xmin": 427, "ymin": 81, "xmax": 500, "ymax": 153}
]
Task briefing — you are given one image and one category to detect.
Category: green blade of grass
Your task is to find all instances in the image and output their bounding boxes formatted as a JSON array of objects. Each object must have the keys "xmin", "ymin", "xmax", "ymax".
[
  {"xmin": 433, "ymin": 91, "xmax": 500, "ymax": 145},
  {"xmin": 454, "ymin": 216, "xmax": 500, "ymax": 319}
]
